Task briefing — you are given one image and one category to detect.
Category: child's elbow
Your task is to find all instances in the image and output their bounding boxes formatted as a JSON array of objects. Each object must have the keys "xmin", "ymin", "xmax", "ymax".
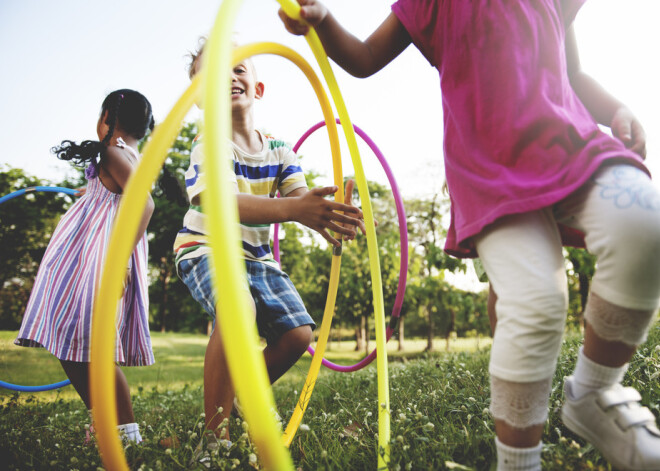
[{"xmin": 346, "ymin": 62, "xmax": 379, "ymax": 79}]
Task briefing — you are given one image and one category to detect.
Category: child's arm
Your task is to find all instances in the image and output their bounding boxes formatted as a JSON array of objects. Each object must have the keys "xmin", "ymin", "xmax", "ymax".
[
  {"xmin": 279, "ymin": 1, "xmax": 411, "ymax": 78},
  {"xmin": 103, "ymin": 146, "xmax": 155, "ymax": 249},
  {"xmin": 566, "ymin": 26, "xmax": 646, "ymax": 158},
  {"xmin": 236, "ymin": 185, "xmax": 363, "ymax": 247}
]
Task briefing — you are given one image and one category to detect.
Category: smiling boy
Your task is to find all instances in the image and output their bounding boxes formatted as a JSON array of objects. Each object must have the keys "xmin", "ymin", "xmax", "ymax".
[{"xmin": 173, "ymin": 40, "xmax": 365, "ymax": 447}]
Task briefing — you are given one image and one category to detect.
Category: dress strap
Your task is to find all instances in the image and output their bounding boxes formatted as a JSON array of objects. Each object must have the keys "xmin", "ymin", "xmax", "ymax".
[{"xmin": 115, "ymin": 137, "xmax": 139, "ymax": 160}]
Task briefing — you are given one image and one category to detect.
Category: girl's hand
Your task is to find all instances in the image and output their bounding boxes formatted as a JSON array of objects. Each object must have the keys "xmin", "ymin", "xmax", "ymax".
[
  {"xmin": 291, "ymin": 185, "xmax": 363, "ymax": 247},
  {"xmin": 278, "ymin": 0, "xmax": 328, "ymax": 36},
  {"xmin": 74, "ymin": 186, "xmax": 86, "ymax": 197},
  {"xmin": 611, "ymin": 106, "xmax": 647, "ymax": 159}
]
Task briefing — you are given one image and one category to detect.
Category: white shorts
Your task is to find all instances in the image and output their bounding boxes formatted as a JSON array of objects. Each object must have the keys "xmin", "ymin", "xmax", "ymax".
[{"xmin": 474, "ymin": 164, "xmax": 660, "ymax": 382}]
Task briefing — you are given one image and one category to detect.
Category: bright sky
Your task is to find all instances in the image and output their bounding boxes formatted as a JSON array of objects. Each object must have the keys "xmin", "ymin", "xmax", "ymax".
[{"xmin": 2, "ymin": 0, "xmax": 659, "ymax": 201}]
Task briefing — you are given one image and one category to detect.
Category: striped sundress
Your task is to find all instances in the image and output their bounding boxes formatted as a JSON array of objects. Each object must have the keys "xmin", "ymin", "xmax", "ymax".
[{"xmin": 15, "ymin": 141, "xmax": 154, "ymax": 366}]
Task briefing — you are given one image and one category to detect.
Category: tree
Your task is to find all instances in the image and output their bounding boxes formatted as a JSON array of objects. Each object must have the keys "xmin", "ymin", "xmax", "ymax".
[
  {"xmin": 0, "ymin": 166, "xmax": 85, "ymax": 329},
  {"xmin": 146, "ymin": 122, "xmax": 209, "ymax": 333},
  {"xmin": 405, "ymin": 194, "xmax": 467, "ymax": 350},
  {"xmin": 333, "ymin": 179, "xmax": 403, "ymax": 354},
  {"xmin": 565, "ymin": 246, "xmax": 596, "ymax": 331}
]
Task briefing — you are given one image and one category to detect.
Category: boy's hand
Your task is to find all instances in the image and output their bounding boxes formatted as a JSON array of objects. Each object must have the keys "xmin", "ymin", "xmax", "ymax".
[
  {"xmin": 611, "ymin": 106, "xmax": 646, "ymax": 159},
  {"xmin": 292, "ymin": 185, "xmax": 363, "ymax": 247},
  {"xmin": 278, "ymin": 0, "xmax": 328, "ymax": 36}
]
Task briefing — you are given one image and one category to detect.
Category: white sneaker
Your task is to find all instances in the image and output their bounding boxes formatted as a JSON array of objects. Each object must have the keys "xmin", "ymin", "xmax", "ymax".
[{"xmin": 562, "ymin": 376, "xmax": 660, "ymax": 470}]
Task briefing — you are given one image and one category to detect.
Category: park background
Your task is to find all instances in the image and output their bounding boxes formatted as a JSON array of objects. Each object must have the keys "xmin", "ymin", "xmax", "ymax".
[
  {"xmin": 1, "ymin": 1, "xmax": 660, "ymax": 470},
  {"xmin": 2, "ymin": 0, "xmax": 659, "ymax": 340}
]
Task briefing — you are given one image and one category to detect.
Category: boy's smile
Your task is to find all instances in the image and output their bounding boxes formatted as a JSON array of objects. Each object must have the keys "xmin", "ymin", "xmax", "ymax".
[{"xmin": 230, "ymin": 61, "xmax": 264, "ymax": 111}]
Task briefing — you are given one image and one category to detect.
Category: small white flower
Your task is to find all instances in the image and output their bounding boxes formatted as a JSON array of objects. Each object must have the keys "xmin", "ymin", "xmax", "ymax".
[
  {"xmin": 300, "ymin": 424, "xmax": 310, "ymax": 432},
  {"xmin": 249, "ymin": 453, "xmax": 257, "ymax": 464}
]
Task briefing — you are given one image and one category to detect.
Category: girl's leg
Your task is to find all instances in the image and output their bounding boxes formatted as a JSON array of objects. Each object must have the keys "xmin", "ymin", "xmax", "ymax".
[
  {"xmin": 60, "ymin": 360, "xmax": 140, "ymax": 442},
  {"xmin": 487, "ymin": 284, "xmax": 498, "ymax": 335},
  {"xmin": 60, "ymin": 360, "xmax": 135, "ymax": 424},
  {"xmin": 557, "ymin": 164, "xmax": 660, "ymax": 469},
  {"xmin": 475, "ymin": 208, "xmax": 568, "ymax": 469},
  {"xmin": 60, "ymin": 360, "xmax": 92, "ymax": 409}
]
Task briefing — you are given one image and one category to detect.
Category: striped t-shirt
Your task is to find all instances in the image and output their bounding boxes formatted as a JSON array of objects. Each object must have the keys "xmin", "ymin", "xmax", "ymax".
[{"xmin": 173, "ymin": 131, "xmax": 308, "ymax": 268}]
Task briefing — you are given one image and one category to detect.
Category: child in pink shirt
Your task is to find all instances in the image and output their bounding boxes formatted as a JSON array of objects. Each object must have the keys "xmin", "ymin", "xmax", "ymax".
[{"xmin": 282, "ymin": 1, "xmax": 660, "ymax": 469}]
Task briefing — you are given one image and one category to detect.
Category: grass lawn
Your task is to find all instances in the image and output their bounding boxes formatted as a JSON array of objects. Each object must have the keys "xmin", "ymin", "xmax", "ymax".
[
  {"xmin": 0, "ymin": 331, "xmax": 491, "ymax": 402},
  {"xmin": 0, "ymin": 326, "xmax": 658, "ymax": 470}
]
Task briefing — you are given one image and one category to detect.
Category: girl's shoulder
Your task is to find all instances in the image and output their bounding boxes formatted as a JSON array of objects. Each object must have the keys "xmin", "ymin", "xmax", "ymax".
[{"xmin": 104, "ymin": 139, "xmax": 139, "ymax": 165}]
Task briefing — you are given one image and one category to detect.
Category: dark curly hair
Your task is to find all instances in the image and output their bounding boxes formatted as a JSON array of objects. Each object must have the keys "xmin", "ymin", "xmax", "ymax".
[{"xmin": 51, "ymin": 89, "xmax": 155, "ymax": 170}]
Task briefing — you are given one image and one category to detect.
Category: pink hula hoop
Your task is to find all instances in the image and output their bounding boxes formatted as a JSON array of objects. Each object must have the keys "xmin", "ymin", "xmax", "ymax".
[{"xmin": 274, "ymin": 120, "xmax": 408, "ymax": 372}]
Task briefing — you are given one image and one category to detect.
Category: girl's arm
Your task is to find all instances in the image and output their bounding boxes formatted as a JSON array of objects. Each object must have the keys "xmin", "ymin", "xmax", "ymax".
[
  {"xmin": 279, "ymin": 1, "xmax": 411, "ymax": 78},
  {"xmin": 103, "ymin": 146, "xmax": 155, "ymax": 249},
  {"xmin": 236, "ymin": 185, "xmax": 363, "ymax": 247},
  {"xmin": 566, "ymin": 26, "xmax": 646, "ymax": 158}
]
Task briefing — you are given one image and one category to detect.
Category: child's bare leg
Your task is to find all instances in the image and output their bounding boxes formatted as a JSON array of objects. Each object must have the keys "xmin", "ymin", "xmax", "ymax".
[
  {"xmin": 204, "ymin": 326, "xmax": 234, "ymax": 439},
  {"xmin": 60, "ymin": 360, "xmax": 135, "ymax": 425},
  {"xmin": 263, "ymin": 325, "xmax": 313, "ymax": 383},
  {"xmin": 583, "ymin": 323, "xmax": 635, "ymax": 367},
  {"xmin": 113, "ymin": 366, "xmax": 136, "ymax": 425}
]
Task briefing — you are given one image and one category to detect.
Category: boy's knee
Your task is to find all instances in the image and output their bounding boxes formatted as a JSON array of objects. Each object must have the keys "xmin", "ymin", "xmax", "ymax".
[{"xmin": 284, "ymin": 325, "xmax": 313, "ymax": 356}]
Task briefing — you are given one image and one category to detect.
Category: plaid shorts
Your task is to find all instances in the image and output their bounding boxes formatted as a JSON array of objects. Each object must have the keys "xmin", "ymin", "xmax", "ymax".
[{"xmin": 178, "ymin": 254, "xmax": 315, "ymax": 345}]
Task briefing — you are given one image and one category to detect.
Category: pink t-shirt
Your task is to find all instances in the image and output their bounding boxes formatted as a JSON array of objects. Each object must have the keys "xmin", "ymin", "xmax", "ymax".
[{"xmin": 392, "ymin": 0, "xmax": 647, "ymax": 257}]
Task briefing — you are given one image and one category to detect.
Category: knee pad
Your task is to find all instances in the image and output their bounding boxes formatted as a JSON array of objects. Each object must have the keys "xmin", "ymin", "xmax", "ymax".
[
  {"xmin": 490, "ymin": 376, "xmax": 552, "ymax": 429},
  {"xmin": 585, "ymin": 292, "xmax": 658, "ymax": 347}
]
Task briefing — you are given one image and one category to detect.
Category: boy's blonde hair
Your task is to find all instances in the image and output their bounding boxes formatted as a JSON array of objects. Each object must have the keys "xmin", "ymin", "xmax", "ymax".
[
  {"xmin": 187, "ymin": 37, "xmax": 258, "ymax": 81},
  {"xmin": 187, "ymin": 37, "xmax": 206, "ymax": 80}
]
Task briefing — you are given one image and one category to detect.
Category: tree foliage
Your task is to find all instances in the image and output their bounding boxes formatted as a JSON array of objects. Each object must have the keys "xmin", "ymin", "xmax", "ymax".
[
  {"xmin": 1, "ymin": 123, "xmax": 598, "ymax": 342},
  {"xmin": 0, "ymin": 166, "xmax": 84, "ymax": 329}
]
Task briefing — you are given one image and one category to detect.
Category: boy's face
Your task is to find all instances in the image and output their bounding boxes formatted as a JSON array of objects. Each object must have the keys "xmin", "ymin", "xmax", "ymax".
[{"xmin": 231, "ymin": 61, "xmax": 264, "ymax": 112}]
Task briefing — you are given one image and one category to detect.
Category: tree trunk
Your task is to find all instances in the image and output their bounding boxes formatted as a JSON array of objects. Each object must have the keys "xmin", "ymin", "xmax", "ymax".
[
  {"xmin": 355, "ymin": 316, "xmax": 366, "ymax": 352},
  {"xmin": 159, "ymin": 262, "xmax": 171, "ymax": 333},
  {"xmin": 445, "ymin": 309, "xmax": 456, "ymax": 352},
  {"xmin": 426, "ymin": 307, "xmax": 434, "ymax": 352},
  {"xmin": 397, "ymin": 316, "xmax": 405, "ymax": 351}
]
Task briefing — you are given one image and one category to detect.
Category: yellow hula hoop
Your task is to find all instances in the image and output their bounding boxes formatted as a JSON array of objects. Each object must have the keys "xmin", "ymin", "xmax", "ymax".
[
  {"xmin": 213, "ymin": 42, "xmax": 347, "ymax": 449},
  {"xmin": 90, "ymin": 76, "xmax": 202, "ymax": 470},
  {"xmin": 277, "ymin": 0, "xmax": 391, "ymax": 466},
  {"xmin": 90, "ymin": 0, "xmax": 389, "ymax": 468}
]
